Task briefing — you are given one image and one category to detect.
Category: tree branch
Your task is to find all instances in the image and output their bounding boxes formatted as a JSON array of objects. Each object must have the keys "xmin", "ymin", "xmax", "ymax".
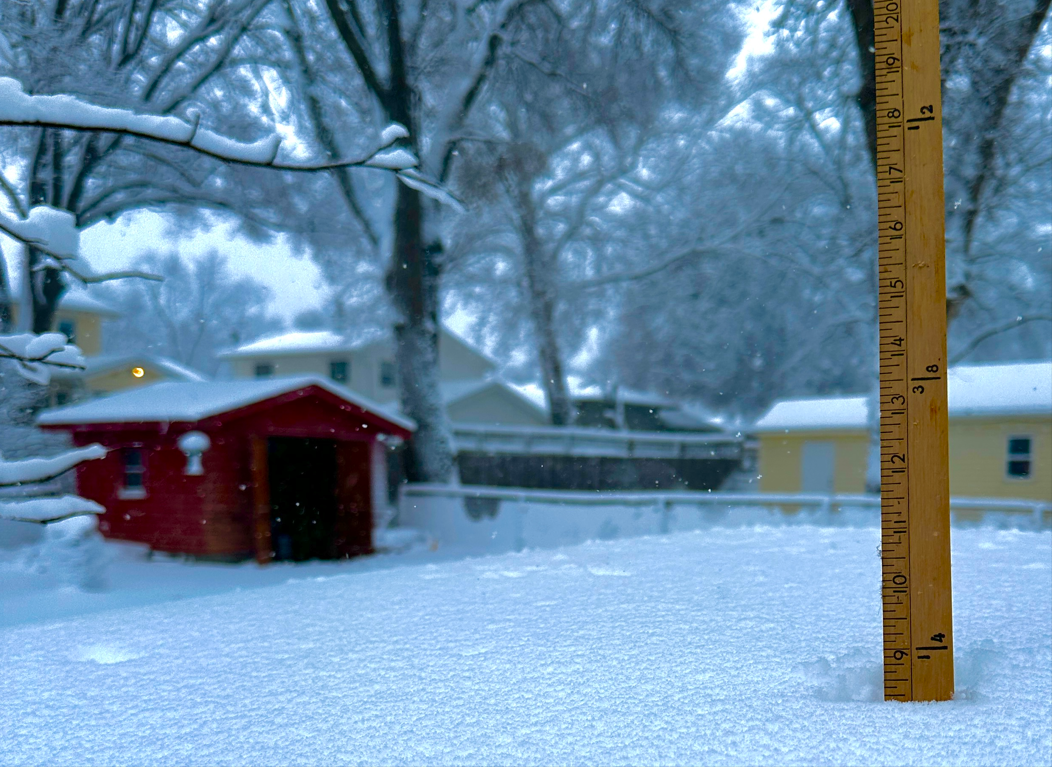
[
  {"xmin": 950, "ymin": 315, "xmax": 1052, "ymax": 364},
  {"xmin": 0, "ymin": 77, "xmax": 417, "ymax": 174}
]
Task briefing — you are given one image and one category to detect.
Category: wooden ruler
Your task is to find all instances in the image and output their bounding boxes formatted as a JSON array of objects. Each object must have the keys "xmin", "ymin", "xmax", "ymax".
[{"xmin": 874, "ymin": 0, "xmax": 954, "ymax": 702}]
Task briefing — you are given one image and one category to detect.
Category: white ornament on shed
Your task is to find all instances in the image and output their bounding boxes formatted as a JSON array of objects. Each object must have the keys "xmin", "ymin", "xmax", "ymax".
[{"xmin": 177, "ymin": 431, "xmax": 211, "ymax": 476}]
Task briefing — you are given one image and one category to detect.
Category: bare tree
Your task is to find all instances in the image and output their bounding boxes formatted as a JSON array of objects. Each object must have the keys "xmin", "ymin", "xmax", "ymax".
[
  {"xmin": 277, "ymin": 0, "xmax": 569, "ymax": 481},
  {"xmin": 447, "ymin": 0, "xmax": 746, "ymax": 424},
  {"xmin": 96, "ymin": 250, "xmax": 284, "ymax": 374},
  {"xmin": 844, "ymin": 0, "xmax": 1051, "ymax": 320},
  {"xmin": 0, "ymin": 0, "xmax": 285, "ymax": 333}
]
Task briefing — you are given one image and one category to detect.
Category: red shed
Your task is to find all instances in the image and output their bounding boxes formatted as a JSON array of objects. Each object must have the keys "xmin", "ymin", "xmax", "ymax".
[{"xmin": 38, "ymin": 377, "xmax": 414, "ymax": 563}]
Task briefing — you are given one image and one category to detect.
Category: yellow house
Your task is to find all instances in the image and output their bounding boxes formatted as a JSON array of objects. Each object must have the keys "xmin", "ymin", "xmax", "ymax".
[
  {"xmin": 12, "ymin": 288, "xmax": 211, "ymax": 405},
  {"xmin": 753, "ymin": 361, "xmax": 1052, "ymax": 502},
  {"xmin": 9, "ymin": 288, "xmax": 119, "ymax": 357}
]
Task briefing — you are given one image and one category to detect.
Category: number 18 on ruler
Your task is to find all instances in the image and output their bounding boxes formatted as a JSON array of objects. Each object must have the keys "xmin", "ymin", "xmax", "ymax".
[{"xmin": 874, "ymin": 0, "xmax": 955, "ymax": 702}]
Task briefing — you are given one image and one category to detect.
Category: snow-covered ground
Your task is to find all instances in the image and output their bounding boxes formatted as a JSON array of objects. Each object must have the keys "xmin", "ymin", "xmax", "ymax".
[{"xmin": 1, "ymin": 525, "xmax": 1050, "ymax": 765}]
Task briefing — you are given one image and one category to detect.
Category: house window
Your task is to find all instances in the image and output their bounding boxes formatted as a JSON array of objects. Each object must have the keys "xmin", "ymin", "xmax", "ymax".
[
  {"xmin": 121, "ymin": 448, "xmax": 146, "ymax": 497},
  {"xmin": 380, "ymin": 360, "xmax": 396, "ymax": 388},
  {"xmin": 1007, "ymin": 436, "xmax": 1032, "ymax": 479},
  {"xmin": 255, "ymin": 363, "xmax": 274, "ymax": 378},
  {"xmin": 57, "ymin": 318, "xmax": 76, "ymax": 343},
  {"xmin": 330, "ymin": 360, "xmax": 349, "ymax": 383}
]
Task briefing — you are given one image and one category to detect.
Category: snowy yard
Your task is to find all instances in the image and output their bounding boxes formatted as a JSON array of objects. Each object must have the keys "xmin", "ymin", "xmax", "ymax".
[{"xmin": 1, "ymin": 524, "xmax": 1050, "ymax": 766}]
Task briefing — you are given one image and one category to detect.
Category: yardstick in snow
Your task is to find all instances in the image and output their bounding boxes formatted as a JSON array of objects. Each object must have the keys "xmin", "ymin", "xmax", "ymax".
[{"xmin": 873, "ymin": 0, "xmax": 954, "ymax": 702}]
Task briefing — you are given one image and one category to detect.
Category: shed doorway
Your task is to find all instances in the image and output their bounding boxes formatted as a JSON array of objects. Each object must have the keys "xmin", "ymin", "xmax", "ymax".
[{"xmin": 268, "ymin": 437, "xmax": 338, "ymax": 561}]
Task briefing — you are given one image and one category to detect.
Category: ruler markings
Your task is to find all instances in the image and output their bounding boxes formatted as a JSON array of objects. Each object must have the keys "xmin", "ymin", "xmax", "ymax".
[{"xmin": 875, "ymin": 0, "xmax": 954, "ymax": 702}]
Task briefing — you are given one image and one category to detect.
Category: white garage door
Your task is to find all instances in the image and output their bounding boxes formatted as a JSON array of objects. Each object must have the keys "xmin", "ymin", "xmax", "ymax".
[{"xmin": 801, "ymin": 441, "xmax": 836, "ymax": 494}]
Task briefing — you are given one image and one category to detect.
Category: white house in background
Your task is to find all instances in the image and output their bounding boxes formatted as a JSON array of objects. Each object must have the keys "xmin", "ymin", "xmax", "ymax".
[{"xmin": 219, "ymin": 327, "xmax": 549, "ymax": 427}]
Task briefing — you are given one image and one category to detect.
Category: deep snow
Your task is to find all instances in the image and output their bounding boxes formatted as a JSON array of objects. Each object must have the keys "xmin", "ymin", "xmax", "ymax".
[{"xmin": 1, "ymin": 526, "xmax": 1049, "ymax": 766}]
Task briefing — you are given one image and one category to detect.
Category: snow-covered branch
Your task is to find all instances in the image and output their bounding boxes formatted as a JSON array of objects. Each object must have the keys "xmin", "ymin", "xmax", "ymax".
[
  {"xmin": 0, "ymin": 495, "xmax": 105, "ymax": 524},
  {"xmin": 0, "ymin": 333, "xmax": 86, "ymax": 384},
  {"xmin": 0, "ymin": 444, "xmax": 107, "ymax": 488},
  {"xmin": 0, "ymin": 204, "xmax": 162, "ymax": 286},
  {"xmin": 0, "ymin": 77, "xmax": 416, "ymax": 173},
  {"xmin": 0, "ymin": 77, "xmax": 462, "ymax": 208}
]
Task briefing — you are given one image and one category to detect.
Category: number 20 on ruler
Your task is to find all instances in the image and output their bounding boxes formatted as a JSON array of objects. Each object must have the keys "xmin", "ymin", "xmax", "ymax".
[{"xmin": 874, "ymin": 0, "xmax": 955, "ymax": 702}]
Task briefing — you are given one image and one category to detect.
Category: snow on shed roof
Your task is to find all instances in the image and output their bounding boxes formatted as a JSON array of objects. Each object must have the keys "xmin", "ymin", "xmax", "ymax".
[
  {"xmin": 37, "ymin": 376, "xmax": 415, "ymax": 432},
  {"xmin": 753, "ymin": 361, "xmax": 1052, "ymax": 432}
]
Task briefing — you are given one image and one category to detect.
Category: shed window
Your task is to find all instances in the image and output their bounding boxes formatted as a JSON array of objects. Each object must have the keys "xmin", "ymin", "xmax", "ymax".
[
  {"xmin": 330, "ymin": 360, "xmax": 349, "ymax": 383},
  {"xmin": 1006, "ymin": 436, "xmax": 1032, "ymax": 479},
  {"xmin": 122, "ymin": 449, "xmax": 146, "ymax": 495},
  {"xmin": 380, "ymin": 360, "xmax": 396, "ymax": 388},
  {"xmin": 57, "ymin": 319, "xmax": 76, "ymax": 343},
  {"xmin": 255, "ymin": 363, "xmax": 274, "ymax": 378}
]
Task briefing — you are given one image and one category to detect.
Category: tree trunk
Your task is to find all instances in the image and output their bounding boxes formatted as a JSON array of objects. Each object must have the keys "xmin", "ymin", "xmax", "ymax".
[
  {"xmin": 844, "ymin": 0, "xmax": 877, "ymax": 170},
  {"xmin": 27, "ymin": 128, "xmax": 68, "ymax": 335},
  {"xmin": 941, "ymin": 0, "xmax": 1051, "ymax": 315},
  {"xmin": 386, "ymin": 181, "xmax": 455, "ymax": 483},
  {"xmin": 515, "ymin": 184, "xmax": 573, "ymax": 426}
]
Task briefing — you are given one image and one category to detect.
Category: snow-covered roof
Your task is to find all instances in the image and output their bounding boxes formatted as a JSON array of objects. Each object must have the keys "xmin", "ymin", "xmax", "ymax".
[
  {"xmin": 37, "ymin": 376, "xmax": 415, "ymax": 432},
  {"xmin": 753, "ymin": 361, "xmax": 1052, "ymax": 432},
  {"xmin": 84, "ymin": 353, "xmax": 209, "ymax": 383},
  {"xmin": 441, "ymin": 378, "xmax": 550, "ymax": 420},
  {"xmin": 509, "ymin": 382, "xmax": 547, "ymax": 410},
  {"xmin": 753, "ymin": 396, "xmax": 870, "ymax": 432},
  {"xmin": 57, "ymin": 288, "xmax": 120, "ymax": 317},
  {"xmin": 218, "ymin": 330, "xmax": 374, "ymax": 359},
  {"xmin": 947, "ymin": 361, "xmax": 1051, "ymax": 417}
]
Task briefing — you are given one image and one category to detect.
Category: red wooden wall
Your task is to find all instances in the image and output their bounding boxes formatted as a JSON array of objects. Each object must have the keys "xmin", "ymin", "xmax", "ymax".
[{"xmin": 66, "ymin": 390, "xmax": 388, "ymax": 561}]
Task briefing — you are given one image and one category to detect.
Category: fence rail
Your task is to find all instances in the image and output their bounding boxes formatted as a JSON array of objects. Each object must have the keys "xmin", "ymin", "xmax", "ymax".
[
  {"xmin": 451, "ymin": 424, "xmax": 745, "ymax": 459},
  {"xmin": 401, "ymin": 484, "xmax": 1051, "ymax": 527}
]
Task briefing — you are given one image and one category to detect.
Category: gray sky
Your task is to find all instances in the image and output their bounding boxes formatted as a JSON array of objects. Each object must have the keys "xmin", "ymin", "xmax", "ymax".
[{"xmin": 2, "ymin": 209, "xmax": 324, "ymax": 323}]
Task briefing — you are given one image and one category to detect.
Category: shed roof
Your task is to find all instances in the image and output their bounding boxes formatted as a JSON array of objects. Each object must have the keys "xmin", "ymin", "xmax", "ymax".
[
  {"xmin": 752, "ymin": 361, "xmax": 1052, "ymax": 432},
  {"xmin": 37, "ymin": 376, "xmax": 415, "ymax": 433}
]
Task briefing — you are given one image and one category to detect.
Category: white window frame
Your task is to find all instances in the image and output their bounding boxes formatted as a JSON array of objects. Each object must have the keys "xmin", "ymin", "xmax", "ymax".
[{"xmin": 118, "ymin": 447, "xmax": 148, "ymax": 499}]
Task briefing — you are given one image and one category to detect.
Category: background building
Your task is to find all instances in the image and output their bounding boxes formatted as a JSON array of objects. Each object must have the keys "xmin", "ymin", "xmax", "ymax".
[{"xmin": 752, "ymin": 361, "xmax": 1052, "ymax": 501}]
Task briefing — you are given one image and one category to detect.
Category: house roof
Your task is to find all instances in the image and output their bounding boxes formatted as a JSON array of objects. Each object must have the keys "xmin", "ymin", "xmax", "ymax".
[
  {"xmin": 83, "ymin": 353, "xmax": 209, "ymax": 383},
  {"xmin": 219, "ymin": 326, "xmax": 499, "ymax": 375},
  {"xmin": 37, "ymin": 376, "xmax": 416, "ymax": 433},
  {"xmin": 57, "ymin": 288, "xmax": 120, "ymax": 318},
  {"xmin": 752, "ymin": 361, "xmax": 1052, "ymax": 432},
  {"xmin": 441, "ymin": 378, "xmax": 550, "ymax": 422},
  {"xmin": 217, "ymin": 330, "xmax": 380, "ymax": 359}
]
